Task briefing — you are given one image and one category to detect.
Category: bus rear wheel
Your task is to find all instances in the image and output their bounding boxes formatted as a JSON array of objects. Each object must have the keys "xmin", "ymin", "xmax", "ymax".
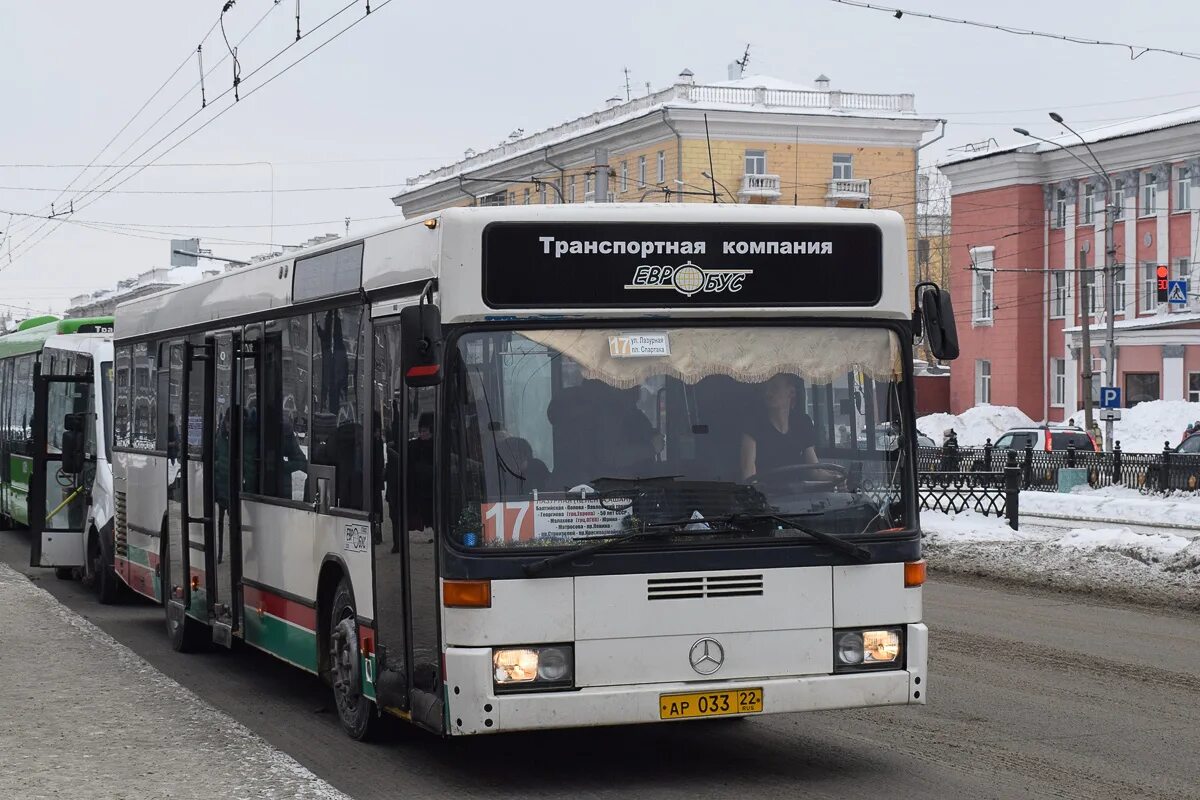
[
  {"xmin": 329, "ymin": 577, "xmax": 378, "ymax": 741},
  {"xmin": 88, "ymin": 529, "xmax": 119, "ymax": 605}
]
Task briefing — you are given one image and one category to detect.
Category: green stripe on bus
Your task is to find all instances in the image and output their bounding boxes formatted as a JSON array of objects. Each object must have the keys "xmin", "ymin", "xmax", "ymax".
[
  {"xmin": 244, "ymin": 611, "xmax": 319, "ymax": 673},
  {"xmin": 123, "ymin": 542, "xmax": 153, "ymax": 568}
]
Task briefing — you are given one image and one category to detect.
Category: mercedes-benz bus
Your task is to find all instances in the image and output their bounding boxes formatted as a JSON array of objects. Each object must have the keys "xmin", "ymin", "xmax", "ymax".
[
  {"xmin": 111, "ymin": 204, "xmax": 958, "ymax": 739},
  {"xmin": 0, "ymin": 316, "xmax": 116, "ymax": 598}
]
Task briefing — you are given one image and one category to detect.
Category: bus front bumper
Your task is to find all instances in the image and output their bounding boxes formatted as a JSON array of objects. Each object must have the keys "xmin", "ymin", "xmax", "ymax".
[{"xmin": 444, "ymin": 623, "xmax": 927, "ymax": 735}]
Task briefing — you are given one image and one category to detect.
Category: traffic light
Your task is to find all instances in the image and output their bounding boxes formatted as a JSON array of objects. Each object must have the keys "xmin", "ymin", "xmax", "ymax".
[{"xmin": 1156, "ymin": 264, "xmax": 1170, "ymax": 304}]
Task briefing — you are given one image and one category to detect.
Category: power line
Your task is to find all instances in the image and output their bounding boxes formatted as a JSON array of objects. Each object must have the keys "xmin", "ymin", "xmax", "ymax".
[
  {"xmin": 3, "ymin": 0, "xmax": 384, "ymax": 269},
  {"xmin": 825, "ymin": 0, "xmax": 1200, "ymax": 62}
]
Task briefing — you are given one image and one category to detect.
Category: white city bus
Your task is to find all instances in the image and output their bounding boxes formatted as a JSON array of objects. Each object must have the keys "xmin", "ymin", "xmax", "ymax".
[
  {"xmin": 0, "ymin": 317, "xmax": 117, "ymax": 599},
  {"xmin": 111, "ymin": 204, "xmax": 958, "ymax": 739}
]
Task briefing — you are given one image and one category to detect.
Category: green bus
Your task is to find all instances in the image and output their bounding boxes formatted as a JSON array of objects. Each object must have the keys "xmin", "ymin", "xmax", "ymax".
[{"xmin": 0, "ymin": 316, "xmax": 114, "ymax": 529}]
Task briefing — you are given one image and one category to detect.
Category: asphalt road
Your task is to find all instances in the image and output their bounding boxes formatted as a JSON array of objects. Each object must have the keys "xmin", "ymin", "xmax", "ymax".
[{"xmin": 3, "ymin": 528, "xmax": 1197, "ymax": 800}]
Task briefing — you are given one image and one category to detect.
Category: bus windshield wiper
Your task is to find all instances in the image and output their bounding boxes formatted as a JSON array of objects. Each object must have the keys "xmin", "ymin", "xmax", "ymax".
[{"xmin": 729, "ymin": 513, "xmax": 872, "ymax": 562}]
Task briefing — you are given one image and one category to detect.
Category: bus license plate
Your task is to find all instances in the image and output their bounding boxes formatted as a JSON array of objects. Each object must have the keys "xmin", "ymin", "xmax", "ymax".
[{"xmin": 659, "ymin": 688, "xmax": 763, "ymax": 719}]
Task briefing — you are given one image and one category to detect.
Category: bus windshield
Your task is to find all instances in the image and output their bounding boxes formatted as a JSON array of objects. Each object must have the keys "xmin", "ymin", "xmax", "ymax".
[{"xmin": 446, "ymin": 326, "xmax": 910, "ymax": 551}]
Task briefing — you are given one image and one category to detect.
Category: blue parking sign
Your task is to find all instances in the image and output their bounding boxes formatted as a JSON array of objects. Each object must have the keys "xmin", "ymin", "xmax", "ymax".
[{"xmin": 1100, "ymin": 386, "xmax": 1121, "ymax": 409}]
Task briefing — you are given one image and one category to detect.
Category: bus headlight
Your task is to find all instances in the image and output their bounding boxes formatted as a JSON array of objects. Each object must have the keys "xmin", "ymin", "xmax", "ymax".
[
  {"xmin": 834, "ymin": 628, "xmax": 903, "ymax": 671},
  {"xmin": 492, "ymin": 645, "xmax": 574, "ymax": 690}
]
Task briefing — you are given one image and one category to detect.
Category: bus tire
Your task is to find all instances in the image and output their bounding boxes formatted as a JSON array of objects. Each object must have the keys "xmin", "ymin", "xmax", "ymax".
[
  {"xmin": 90, "ymin": 527, "xmax": 119, "ymax": 605},
  {"xmin": 329, "ymin": 577, "xmax": 378, "ymax": 741}
]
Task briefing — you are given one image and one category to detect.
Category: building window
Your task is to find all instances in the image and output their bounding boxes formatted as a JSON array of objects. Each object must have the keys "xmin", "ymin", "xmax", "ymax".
[
  {"xmin": 584, "ymin": 172, "xmax": 593, "ymax": 197},
  {"xmin": 1142, "ymin": 174, "xmax": 1157, "ymax": 215},
  {"xmin": 1189, "ymin": 373, "xmax": 1200, "ymax": 402},
  {"xmin": 620, "ymin": 161, "xmax": 628, "ymax": 192},
  {"xmin": 1141, "ymin": 261, "xmax": 1158, "ymax": 312},
  {"xmin": 538, "ymin": 182, "xmax": 547, "ymax": 204},
  {"xmin": 1177, "ymin": 167, "xmax": 1192, "ymax": 211},
  {"xmin": 478, "ymin": 190, "xmax": 506, "ymax": 207},
  {"xmin": 1125, "ymin": 372, "xmax": 1160, "ymax": 407},
  {"xmin": 976, "ymin": 360, "xmax": 992, "ymax": 405},
  {"xmin": 1053, "ymin": 189, "xmax": 1067, "ymax": 228},
  {"xmin": 1081, "ymin": 184, "xmax": 1095, "ymax": 224},
  {"xmin": 1052, "ymin": 359, "xmax": 1066, "ymax": 407},
  {"xmin": 657, "ymin": 150, "xmax": 666, "ymax": 184},
  {"xmin": 1114, "ymin": 271, "xmax": 1126, "ymax": 313},
  {"xmin": 1114, "ymin": 179, "xmax": 1125, "ymax": 220},
  {"xmin": 745, "ymin": 150, "xmax": 766, "ymax": 175},
  {"xmin": 971, "ymin": 247, "xmax": 994, "ymax": 324},
  {"xmin": 1050, "ymin": 271, "xmax": 1067, "ymax": 318},
  {"xmin": 832, "ymin": 153, "xmax": 853, "ymax": 180},
  {"xmin": 568, "ymin": 176, "xmax": 576, "ymax": 203},
  {"xmin": 637, "ymin": 155, "xmax": 646, "ymax": 188},
  {"xmin": 508, "ymin": 191, "xmax": 515, "ymax": 205}
]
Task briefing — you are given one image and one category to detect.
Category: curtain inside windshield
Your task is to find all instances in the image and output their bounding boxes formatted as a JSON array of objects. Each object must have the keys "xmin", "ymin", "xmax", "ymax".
[{"xmin": 447, "ymin": 327, "xmax": 909, "ymax": 551}]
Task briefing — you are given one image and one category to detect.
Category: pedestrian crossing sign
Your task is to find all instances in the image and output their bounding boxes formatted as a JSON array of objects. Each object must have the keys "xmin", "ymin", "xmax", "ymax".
[{"xmin": 1168, "ymin": 280, "xmax": 1188, "ymax": 305}]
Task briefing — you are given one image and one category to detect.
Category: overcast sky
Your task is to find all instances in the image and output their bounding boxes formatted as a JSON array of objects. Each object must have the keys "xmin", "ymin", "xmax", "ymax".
[{"xmin": 0, "ymin": 0, "xmax": 1195, "ymax": 314}]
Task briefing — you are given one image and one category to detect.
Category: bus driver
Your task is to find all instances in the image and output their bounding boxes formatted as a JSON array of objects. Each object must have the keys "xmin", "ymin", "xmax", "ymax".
[{"xmin": 739, "ymin": 373, "xmax": 819, "ymax": 481}]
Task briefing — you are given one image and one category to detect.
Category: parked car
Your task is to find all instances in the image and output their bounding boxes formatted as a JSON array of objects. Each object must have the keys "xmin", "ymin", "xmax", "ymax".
[
  {"xmin": 1145, "ymin": 433, "xmax": 1200, "ymax": 491},
  {"xmin": 992, "ymin": 425, "xmax": 1097, "ymax": 452}
]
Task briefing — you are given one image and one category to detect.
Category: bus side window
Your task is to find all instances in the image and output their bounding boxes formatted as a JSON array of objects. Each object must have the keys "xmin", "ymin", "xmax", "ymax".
[
  {"xmin": 114, "ymin": 347, "xmax": 131, "ymax": 449},
  {"xmin": 311, "ymin": 307, "xmax": 366, "ymax": 511}
]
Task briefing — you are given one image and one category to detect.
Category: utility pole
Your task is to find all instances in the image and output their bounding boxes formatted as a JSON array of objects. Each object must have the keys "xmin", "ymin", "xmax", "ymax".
[
  {"xmin": 594, "ymin": 147, "xmax": 609, "ymax": 202},
  {"xmin": 1077, "ymin": 246, "xmax": 1094, "ymax": 436}
]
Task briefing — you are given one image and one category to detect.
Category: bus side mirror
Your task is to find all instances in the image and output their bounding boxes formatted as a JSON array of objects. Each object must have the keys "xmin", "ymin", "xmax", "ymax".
[
  {"xmin": 61, "ymin": 412, "xmax": 87, "ymax": 475},
  {"xmin": 915, "ymin": 282, "xmax": 960, "ymax": 362},
  {"xmin": 400, "ymin": 303, "xmax": 443, "ymax": 387}
]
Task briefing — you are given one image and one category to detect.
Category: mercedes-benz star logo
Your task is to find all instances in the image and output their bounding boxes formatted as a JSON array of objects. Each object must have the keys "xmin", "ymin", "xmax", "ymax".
[{"xmin": 688, "ymin": 637, "xmax": 725, "ymax": 675}]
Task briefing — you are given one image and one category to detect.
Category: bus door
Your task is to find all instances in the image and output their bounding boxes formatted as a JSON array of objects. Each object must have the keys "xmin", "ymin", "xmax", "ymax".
[
  {"xmin": 372, "ymin": 320, "xmax": 414, "ymax": 714},
  {"xmin": 29, "ymin": 365, "xmax": 95, "ymax": 568},
  {"xmin": 208, "ymin": 333, "xmax": 242, "ymax": 646}
]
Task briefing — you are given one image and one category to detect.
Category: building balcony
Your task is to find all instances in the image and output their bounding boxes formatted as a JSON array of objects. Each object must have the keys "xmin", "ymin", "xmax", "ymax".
[
  {"xmin": 739, "ymin": 173, "xmax": 782, "ymax": 200},
  {"xmin": 826, "ymin": 178, "xmax": 871, "ymax": 204}
]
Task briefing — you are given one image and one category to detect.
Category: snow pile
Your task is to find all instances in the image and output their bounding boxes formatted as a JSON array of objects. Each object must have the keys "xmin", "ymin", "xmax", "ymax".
[
  {"xmin": 922, "ymin": 509, "xmax": 1200, "ymax": 609},
  {"xmin": 917, "ymin": 404, "xmax": 1036, "ymax": 447},
  {"xmin": 1063, "ymin": 399, "xmax": 1200, "ymax": 453},
  {"xmin": 1022, "ymin": 485, "xmax": 1200, "ymax": 528}
]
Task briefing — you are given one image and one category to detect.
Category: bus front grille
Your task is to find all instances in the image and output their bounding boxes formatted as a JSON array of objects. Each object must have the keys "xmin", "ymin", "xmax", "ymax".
[{"xmin": 647, "ymin": 573, "xmax": 764, "ymax": 600}]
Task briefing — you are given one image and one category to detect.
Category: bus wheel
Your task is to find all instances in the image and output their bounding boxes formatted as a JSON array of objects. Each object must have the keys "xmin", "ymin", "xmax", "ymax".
[
  {"xmin": 89, "ymin": 530, "xmax": 119, "ymax": 605},
  {"xmin": 166, "ymin": 598, "xmax": 208, "ymax": 652},
  {"xmin": 329, "ymin": 577, "xmax": 377, "ymax": 741}
]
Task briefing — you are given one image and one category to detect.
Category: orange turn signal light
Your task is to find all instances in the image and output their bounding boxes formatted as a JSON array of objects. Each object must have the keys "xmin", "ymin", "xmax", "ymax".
[
  {"xmin": 904, "ymin": 560, "xmax": 926, "ymax": 588},
  {"xmin": 443, "ymin": 579, "xmax": 491, "ymax": 608}
]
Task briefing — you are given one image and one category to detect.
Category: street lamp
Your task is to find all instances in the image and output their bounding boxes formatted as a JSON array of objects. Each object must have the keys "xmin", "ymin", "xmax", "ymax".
[{"xmin": 1014, "ymin": 116, "xmax": 1118, "ymax": 450}]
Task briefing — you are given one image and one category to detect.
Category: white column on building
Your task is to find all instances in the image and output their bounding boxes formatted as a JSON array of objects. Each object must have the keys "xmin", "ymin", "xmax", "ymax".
[
  {"xmin": 1064, "ymin": 345, "xmax": 1079, "ymax": 413},
  {"xmin": 1123, "ymin": 171, "xmax": 1137, "ymax": 317},
  {"xmin": 1157, "ymin": 165, "xmax": 1170, "ymax": 292},
  {"xmin": 1163, "ymin": 344, "xmax": 1185, "ymax": 400},
  {"xmin": 1190, "ymin": 158, "xmax": 1200, "ymax": 310},
  {"xmin": 1064, "ymin": 183, "xmax": 1078, "ymax": 328}
]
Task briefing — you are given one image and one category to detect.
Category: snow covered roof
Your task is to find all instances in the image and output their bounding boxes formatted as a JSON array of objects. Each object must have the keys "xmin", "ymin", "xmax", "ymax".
[
  {"xmin": 941, "ymin": 105, "xmax": 1200, "ymax": 168},
  {"xmin": 398, "ymin": 74, "xmax": 922, "ymax": 197}
]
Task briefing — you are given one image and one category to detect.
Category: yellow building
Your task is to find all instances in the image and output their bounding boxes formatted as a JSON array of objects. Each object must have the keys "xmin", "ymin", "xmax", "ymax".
[{"xmin": 391, "ymin": 70, "xmax": 940, "ymax": 278}]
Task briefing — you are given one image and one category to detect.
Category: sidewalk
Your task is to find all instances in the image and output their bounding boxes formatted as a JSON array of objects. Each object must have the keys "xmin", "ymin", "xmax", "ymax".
[{"xmin": 0, "ymin": 563, "xmax": 349, "ymax": 800}]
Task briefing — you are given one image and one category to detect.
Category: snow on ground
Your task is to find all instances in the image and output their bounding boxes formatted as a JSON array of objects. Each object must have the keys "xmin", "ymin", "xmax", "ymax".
[
  {"xmin": 1022, "ymin": 484, "xmax": 1200, "ymax": 529},
  {"xmin": 922, "ymin": 509, "xmax": 1200, "ymax": 609},
  {"xmin": 917, "ymin": 404, "xmax": 1035, "ymax": 447},
  {"xmin": 1063, "ymin": 399, "xmax": 1200, "ymax": 452}
]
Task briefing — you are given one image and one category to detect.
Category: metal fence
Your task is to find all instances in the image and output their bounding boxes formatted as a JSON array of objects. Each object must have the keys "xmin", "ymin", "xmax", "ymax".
[
  {"xmin": 919, "ymin": 441, "xmax": 1200, "ymax": 495},
  {"xmin": 918, "ymin": 450, "xmax": 1022, "ymax": 529}
]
